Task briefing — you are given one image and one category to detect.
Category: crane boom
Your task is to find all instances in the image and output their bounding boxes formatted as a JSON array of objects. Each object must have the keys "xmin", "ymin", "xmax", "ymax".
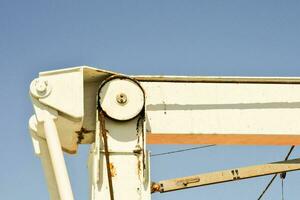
[{"xmin": 28, "ymin": 66, "xmax": 300, "ymax": 200}]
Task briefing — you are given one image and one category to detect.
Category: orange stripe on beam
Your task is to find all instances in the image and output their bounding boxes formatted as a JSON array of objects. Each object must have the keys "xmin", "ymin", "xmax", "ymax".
[{"xmin": 147, "ymin": 133, "xmax": 300, "ymax": 145}]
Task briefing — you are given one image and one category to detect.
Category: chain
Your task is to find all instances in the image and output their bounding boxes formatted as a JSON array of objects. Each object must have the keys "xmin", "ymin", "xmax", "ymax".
[{"xmin": 98, "ymin": 110, "xmax": 115, "ymax": 200}]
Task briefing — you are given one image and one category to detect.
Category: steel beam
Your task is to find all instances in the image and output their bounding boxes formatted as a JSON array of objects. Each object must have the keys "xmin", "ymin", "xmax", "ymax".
[{"xmin": 141, "ymin": 81, "xmax": 300, "ymax": 145}]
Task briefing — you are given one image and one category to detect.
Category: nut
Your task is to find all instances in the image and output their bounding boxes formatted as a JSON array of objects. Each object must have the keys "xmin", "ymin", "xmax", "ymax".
[
  {"xmin": 35, "ymin": 79, "xmax": 48, "ymax": 95},
  {"xmin": 116, "ymin": 93, "xmax": 127, "ymax": 105}
]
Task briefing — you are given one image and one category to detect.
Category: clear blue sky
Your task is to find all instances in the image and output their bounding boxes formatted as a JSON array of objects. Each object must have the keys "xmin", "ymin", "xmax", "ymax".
[{"xmin": 1, "ymin": 1, "xmax": 300, "ymax": 199}]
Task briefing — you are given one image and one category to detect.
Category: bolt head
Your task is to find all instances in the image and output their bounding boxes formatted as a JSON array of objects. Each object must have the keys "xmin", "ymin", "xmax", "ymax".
[
  {"xmin": 35, "ymin": 79, "xmax": 48, "ymax": 94},
  {"xmin": 116, "ymin": 93, "xmax": 127, "ymax": 105},
  {"xmin": 99, "ymin": 77, "xmax": 144, "ymax": 121},
  {"xmin": 30, "ymin": 78, "xmax": 51, "ymax": 98}
]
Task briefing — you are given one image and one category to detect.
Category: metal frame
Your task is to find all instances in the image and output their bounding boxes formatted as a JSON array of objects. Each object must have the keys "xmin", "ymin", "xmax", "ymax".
[{"xmin": 28, "ymin": 66, "xmax": 300, "ymax": 200}]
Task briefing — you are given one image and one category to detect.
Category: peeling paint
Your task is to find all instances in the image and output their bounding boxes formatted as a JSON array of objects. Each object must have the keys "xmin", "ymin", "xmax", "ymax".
[{"xmin": 75, "ymin": 127, "xmax": 93, "ymax": 144}]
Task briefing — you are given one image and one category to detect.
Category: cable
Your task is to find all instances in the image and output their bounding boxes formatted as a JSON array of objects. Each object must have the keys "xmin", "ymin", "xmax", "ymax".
[
  {"xmin": 257, "ymin": 174, "xmax": 277, "ymax": 200},
  {"xmin": 150, "ymin": 144, "xmax": 216, "ymax": 157},
  {"xmin": 281, "ymin": 177, "xmax": 285, "ymax": 200},
  {"xmin": 284, "ymin": 146, "xmax": 295, "ymax": 160},
  {"xmin": 257, "ymin": 146, "xmax": 295, "ymax": 200}
]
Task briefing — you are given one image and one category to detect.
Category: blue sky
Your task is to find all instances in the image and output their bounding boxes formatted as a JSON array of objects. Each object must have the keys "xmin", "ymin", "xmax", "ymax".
[{"xmin": 1, "ymin": 1, "xmax": 300, "ymax": 199}]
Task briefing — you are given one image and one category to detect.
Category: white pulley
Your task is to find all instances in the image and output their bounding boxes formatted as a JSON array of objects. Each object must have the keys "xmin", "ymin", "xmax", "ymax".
[{"xmin": 98, "ymin": 76, "xmax": 145, "ymax": 121}]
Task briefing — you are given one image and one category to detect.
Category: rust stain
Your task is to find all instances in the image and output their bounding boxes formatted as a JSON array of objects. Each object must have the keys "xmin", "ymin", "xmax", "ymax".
[
  {"xmin": 151, "ymin": 182, "xmax": 161, "ymax": 193},
  {"xmin": 109, "ymin": 163, "xmax": 117, "ymax": 177},
  {"xmin": 177, "ymin": 177, "xmax": 200, "ymax": 186},
  {"xmin": 75, "ymin": 127, "xmax": 93, "ymax": 144},
  {"xmin": 137, "ymin": 159, "xmax": 141, "ymax": 176}
]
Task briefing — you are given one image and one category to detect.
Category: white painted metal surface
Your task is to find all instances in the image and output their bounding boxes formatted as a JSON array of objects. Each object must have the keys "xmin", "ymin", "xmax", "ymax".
[
  {"xmin": 90, "ymin": 75, "xmax": 150, "ymax": 200},
  {"xmin": 43, "ymin": 115, "xmax": 74, "ymax": 200},
  {"xmin": 156, "ymin": 158, "xmax": 300, "ymax": 193},
  {"xmin": 99, "ymin": 76, "xmax": 145, "ymax": 121},
  {"xmin": 142, "ymin": 81, "xmax": 300, "ymax": 135},
  {"xmin": 29, "ymin": 116, "xmax": 60, "ymax": 200},
  {"xmin": 28, "ymin": 66, "xmax": 300, "ymax": 200},
  {"xmin": 88, "ymin": 116, "xmax": 151, "ymax": 200}
]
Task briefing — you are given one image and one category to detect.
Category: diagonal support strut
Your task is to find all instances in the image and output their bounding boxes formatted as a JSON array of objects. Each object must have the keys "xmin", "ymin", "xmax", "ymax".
[{"xmin": 152, "ymin": 158, "xmax": 300, "ymax": 193}]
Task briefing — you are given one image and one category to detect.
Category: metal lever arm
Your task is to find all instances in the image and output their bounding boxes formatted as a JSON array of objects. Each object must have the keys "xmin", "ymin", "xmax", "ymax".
[
  {"xmin": 29, "ymin": 110, "xmax": 74, "ymax": 200},
  {"xmin": 153, "ymin": 158, "xmax": 300, "ymax": 193},
  {"xmin": 43, "ymin": 115, "xmax": 74, "ymax": 200},
  {"xmin": 29, "ymin": 116, "xmax": 60, "ymax": 200}
]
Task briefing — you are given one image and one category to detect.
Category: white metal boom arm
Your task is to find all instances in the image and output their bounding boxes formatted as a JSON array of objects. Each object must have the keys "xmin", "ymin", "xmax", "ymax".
[{"xmin": 28, "ymin": 66, "xmax": 300, "ymax": 200}]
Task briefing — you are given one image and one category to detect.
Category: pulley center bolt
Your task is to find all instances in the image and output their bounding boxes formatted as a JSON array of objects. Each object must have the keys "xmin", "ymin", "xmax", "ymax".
[
  {"xmin": 35, "ymin": 79, "xmax": 48, "ymax": 94},
  {"xmin": 116, "ymin": 93, "xmax": 127, "ymax": 105}
]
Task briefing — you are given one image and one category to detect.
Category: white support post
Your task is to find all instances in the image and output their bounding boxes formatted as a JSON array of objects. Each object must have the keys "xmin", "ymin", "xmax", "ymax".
[
  {"xmin": 89, "ymin": 115, "xmax": 151, "ymax": 200},
  {"xmin": 88, "ymin": 75, "xmax": 151, "ymax": 200},
  {"xmin": 29, "ymin": 116, "xmax": 60, "ymax": 200},
  {"xmin": 87, "ymin": 111, "xmax": 101, "ymax": 200},
  {"xmin": 43, "ymin": 115, "xmax": 74, "ymax": 200}
]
